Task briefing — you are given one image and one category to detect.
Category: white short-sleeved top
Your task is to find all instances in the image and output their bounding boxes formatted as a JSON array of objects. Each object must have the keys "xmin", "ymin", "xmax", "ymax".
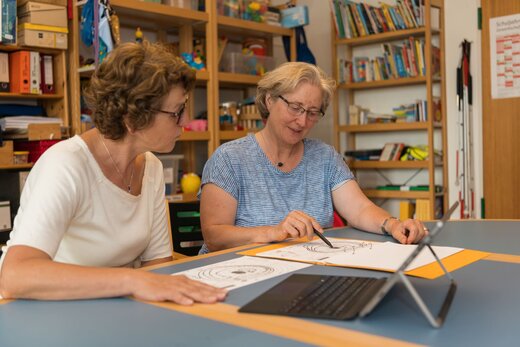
[{"xmin": 0, "ymin": 136, "xmax": 171, "ymax": 270}]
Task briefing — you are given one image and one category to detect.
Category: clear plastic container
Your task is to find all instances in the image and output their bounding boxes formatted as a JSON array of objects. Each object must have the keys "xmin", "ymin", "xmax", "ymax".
[
  {"xmin": 157, "ymin": 154, "xmax": 184, "ymax": 195},
  {"xmin": 13, "ymin": 151, "xmax": 29, "ymax": 164},
  {"xmin": 219, "ymin": 52, "xmax": 275, "ymax": 76},
  {"xmin": 162, "ymin": 0, "xmax": 196, "ymax": 9}
]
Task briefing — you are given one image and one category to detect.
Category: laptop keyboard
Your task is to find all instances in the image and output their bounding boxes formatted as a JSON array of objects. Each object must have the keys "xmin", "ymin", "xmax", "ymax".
[{"xmin": 281, "ymin": 275, "xmax": 378, "ymax": 319}]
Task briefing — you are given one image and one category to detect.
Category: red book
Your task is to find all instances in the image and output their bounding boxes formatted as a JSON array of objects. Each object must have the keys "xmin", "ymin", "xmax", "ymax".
[{"xmin": 40, "ymin": 54, "xmax": 55, "ymax": 94}]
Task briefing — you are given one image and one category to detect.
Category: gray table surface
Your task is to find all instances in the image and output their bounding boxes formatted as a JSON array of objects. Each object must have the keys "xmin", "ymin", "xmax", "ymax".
[{"xmin": 1, "ymin": 220, "xmax": 519, "ymax": 347}]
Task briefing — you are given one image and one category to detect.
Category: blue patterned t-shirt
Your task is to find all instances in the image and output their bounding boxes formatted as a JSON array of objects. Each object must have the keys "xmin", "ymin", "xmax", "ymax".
[{"xmin": 199, "ymin": 134, "xmax": 355, "ymax": 253}]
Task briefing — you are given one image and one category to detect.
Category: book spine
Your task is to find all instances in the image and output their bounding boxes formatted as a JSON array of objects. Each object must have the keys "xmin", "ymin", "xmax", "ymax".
[
  {"xmin": 29, "ymin": 51, "xmax": 41, "ymax": 95},
  {"xmin": 9, "ymin": 50, "xmax": 31, "ymax": 94}
]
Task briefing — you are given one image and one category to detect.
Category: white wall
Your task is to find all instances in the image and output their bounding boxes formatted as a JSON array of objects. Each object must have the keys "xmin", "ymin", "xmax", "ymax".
[{"xmin": 285, "ymin": 0, "xmax": 483, "ymax": 218}]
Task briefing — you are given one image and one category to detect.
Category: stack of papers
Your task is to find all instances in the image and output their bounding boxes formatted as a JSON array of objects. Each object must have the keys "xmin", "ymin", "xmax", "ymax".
[{"xmin": 0, "ymin": 116, "xmax": 63, "ymax": 131}]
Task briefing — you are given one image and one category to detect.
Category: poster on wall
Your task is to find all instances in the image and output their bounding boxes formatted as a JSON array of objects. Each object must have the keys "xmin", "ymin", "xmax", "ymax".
[{"xmin": 490, "ymin": 13, "xmax": 520, "ymax": 99}]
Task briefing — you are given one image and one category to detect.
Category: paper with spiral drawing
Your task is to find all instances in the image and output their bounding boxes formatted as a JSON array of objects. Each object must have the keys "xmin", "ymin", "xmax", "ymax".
[
  {"xmin": 173, "ymin": 256, "xmax": 311, "ymax": 290},
  {"xmin": 253, "ymin": 238, "xmax": 463, "ymax": 272}
]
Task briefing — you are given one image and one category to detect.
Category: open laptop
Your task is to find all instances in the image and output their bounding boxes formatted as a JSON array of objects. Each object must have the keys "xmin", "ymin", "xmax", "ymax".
[{"xmin": 239, "ymin": 202, "xmax": 459, "ymax": 328}]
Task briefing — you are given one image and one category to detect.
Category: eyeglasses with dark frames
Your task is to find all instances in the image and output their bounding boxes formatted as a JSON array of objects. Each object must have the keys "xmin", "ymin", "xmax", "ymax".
[
  {"xmin": 278, "ymin": 95, "xmax": 325, "ymax": 122},
  {"xmin": 154, "ymin": 99, "xmax": 188, "ymax": 125}
]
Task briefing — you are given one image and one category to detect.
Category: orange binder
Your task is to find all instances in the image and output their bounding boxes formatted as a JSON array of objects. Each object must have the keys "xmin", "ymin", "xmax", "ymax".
[{"xmin": 9, "ymin": 51, "xmax": 31, "ymax": 94}]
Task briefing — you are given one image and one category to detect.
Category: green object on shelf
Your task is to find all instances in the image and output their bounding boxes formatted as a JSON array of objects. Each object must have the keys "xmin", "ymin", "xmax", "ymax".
[
  {"xmin": 177, "ymin": 211, "xmax": 200, "ymax": 218},
  {"xmin": 376, "ymin": 185, "xmax": 443, "ymax": 192},
  {"xmin": 376, "ymin": 185, "xmax": 401, "ymax": 190},
  {"xmin": 179, "ymin": 226, "xmax": 195, "ymax": 233}
]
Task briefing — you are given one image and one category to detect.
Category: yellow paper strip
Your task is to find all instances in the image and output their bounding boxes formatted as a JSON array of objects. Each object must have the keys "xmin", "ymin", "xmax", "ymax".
[{"xmin": 405, "ymin": 249, "xmax": 489, "ymax": 279}]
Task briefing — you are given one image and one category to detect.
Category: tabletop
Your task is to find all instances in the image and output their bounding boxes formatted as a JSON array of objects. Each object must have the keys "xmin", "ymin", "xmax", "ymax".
[{"xmin": 1, "ymin": 220, "xmax": 519, "ymax": 347}]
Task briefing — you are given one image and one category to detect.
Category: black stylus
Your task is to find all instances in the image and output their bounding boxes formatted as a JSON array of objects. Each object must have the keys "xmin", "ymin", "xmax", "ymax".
[{"xmin": 313, "ymin": 228, "xmax": 334, "ymax": 248}]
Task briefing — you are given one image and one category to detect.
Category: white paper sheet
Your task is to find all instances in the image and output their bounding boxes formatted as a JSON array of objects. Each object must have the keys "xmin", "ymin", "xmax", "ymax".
[
  {"xmin": 173, "ymin": 256, "xmax": 311, "ymax": 290},
  {"xmin": 490, "ymin": 13, "xmax": 520, "ymax": 99},
  {"xmin": 255, "ymin": 238, "xmax": 463, "ymax": 272}
]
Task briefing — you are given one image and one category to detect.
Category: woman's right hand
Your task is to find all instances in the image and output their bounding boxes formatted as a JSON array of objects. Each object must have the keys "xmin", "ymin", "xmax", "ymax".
[
  {"xmin": 130, "ymin": 271, "xmax": 227, "ymax": 305},
  {"xmin": 267, "ymin": 210, "xmax": 322, "ymax": 242}
]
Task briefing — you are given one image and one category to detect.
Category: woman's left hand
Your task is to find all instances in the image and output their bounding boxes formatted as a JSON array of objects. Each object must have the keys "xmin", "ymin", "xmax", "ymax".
[{"xmin": 387, "ymin": 218, "xmax": 428, "ymax": 244}]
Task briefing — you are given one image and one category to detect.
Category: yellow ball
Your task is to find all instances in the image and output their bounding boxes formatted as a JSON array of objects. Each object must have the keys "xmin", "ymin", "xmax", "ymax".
[{"xmin": 181, "ymin": 173, "xmax": 201, "ymax": 194}]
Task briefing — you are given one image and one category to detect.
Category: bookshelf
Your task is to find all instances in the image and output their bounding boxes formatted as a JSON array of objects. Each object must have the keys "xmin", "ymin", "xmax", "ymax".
[
  {"xmin": 68, "ymin": 0, "xmax": 295, "ymax": 173},
  {"xmin": 330, "ymin": 0, "xmax": 448, "ymax": 219},
  {"xmin": 0, "ymin": 46, "xmax": 69, "ymax": 131}
]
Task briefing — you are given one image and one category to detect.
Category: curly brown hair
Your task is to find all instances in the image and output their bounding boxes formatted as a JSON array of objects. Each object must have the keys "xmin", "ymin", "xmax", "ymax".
[{"xmin": 83, "ymin": 41, "xmax": 196, "ymax": 140}]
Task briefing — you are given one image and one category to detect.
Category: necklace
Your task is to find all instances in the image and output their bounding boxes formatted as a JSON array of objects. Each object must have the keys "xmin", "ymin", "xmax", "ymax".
[
  {"xmin": 99, "ymin": 133, "xmax": 135, "ymax": 193},
  {"xmin": 259, "ymin": 131, "xmax": 295, "ymax": 168}
]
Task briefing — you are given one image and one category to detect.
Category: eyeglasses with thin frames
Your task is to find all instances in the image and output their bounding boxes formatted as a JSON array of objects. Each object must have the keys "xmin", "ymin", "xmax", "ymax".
[
  {"xmin": 154, "ymin": 99, "xmax": 188, "ymax": 125},
  {"xmin": 278, "ymin": 95, "xmax": 325, "ymax": 122}
]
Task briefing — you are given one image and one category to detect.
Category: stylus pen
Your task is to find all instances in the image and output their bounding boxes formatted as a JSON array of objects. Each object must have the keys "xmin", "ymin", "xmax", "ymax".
[{"xmin": 313, "ymin": 228, "xmax": 334, "ymax": 248}]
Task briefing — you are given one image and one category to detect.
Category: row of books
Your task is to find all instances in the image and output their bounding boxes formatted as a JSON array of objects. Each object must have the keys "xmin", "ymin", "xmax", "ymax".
[
  {"xmin": 0, "ymin": 50, "xmax": 55, "ymax": 94},
  {"xmin": 330, "ymin": 0, "xmax": 433, "ymax": 39},
  {"xmin": 348, "ymin": 99, "xmax": 440, "ymax": 125},
  {"xmin": 345, "ymin": 144, "xmax": 442, "ymax": 162},
  {"xmin": 379, "ymin": 142, "xmax": 406, "ymax": 161},
  {"xmin": 392, "ymin": 98, "xmax": 442, "ymax": 122},
  {"xmin": 338, "ymin": 38, "xmax": 439, "ymax": 83}
]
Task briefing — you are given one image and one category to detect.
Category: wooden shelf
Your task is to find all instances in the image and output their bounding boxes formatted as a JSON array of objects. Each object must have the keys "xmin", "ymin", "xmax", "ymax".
[
  {"xmin": 0, "ymin": 92, "xmax": 63, "ymax": 99},
  {"xmin": 218, "ymin": 72, "xmax": 262, "ymax": 86},
  {"xmin": 363, "ymin": 189, "xmax": 431, "ymax": 199},
  {"xmin": 335, "ymin": 28, "xmax": 433, "ymax": 47},
  {"xmin": 196, "ymin": 70, "xmax": 209, "ymax": 81},
  {"xmin": 109, "ymin": 0, "xmax": 208, "ymax": 29},
  {"xmin": 216, "ymin": 16, "xmax": 293, "ymax": 38},
  {"xmin": 349, "ymin": 160, "xmax": 432, "ymax": 169},
  {"xmin": 78, "ymin": 65, "xmax": 95, "ymax": 78},
  {"xmin": 78, "ymin": 67, "xmax": 209, "ymax": 82},
  {"xmin": 219, "ymin": 130, "xmax": 258, "ymax": 141},
  {"xmin": 166, "ymin": 192, "xmax": 198, "ymax": 203},
  {"xmin": 339, "ymin": 76, "xmax": 428, "ymax": 90},
  {"xmin": 67, "ymin": 3, "xmax": 296, "ymax": 170},
  {"xmin": 331, "ymin": 0, "xmax": 448, "ymax": 217},
  {"xmin": 178, "ymin": 131, "xmax": 210, "ymax": 141},
  {"xmin": 0, "ymin": 163, "xmax": 34, "ymax": 170},
  {"xmin": 0, "ymin": 45, "xmax": 66, "ymax": 54},
  {"xmin": 338, "ymin": 122, "xmax": 442, "ymax": 133}
]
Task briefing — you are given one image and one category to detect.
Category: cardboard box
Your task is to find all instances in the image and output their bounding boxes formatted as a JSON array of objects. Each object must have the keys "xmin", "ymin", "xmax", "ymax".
[
  {"xmin": 280, "ymin": 6, "xmax": 309, "ymax": 28},
  {"xmin": 17, "ymin": 0, "xmax": 67, "ymax": 7},
  {"xmin": 17, "ymin": 23, "xmax": 68, "ymax": 50},
  {"xmin": 0, "ymin": 201, "xmax": 11, "ymax": 231},
  {"xmin": 0, "ymin": 141, "xmax": 14, "ymax": 166},
  {"xmin": 18, "ymin": 1, "xmax": 67, "ymax": 28}
]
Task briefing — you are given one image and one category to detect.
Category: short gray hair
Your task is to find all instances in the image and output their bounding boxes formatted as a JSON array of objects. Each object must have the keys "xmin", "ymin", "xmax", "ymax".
[{"xmin": 255, "ymin": 62, "xmax": 336, "ymax": 118}]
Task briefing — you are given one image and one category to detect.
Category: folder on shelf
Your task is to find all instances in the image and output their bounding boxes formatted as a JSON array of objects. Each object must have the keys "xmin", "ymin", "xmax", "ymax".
[
  {"xmin": 9, "ymin": 51, "xmax": 31, "ymax": 94},
  {"xmin": 29, "ymin": 51, "xmax": 41, "ymax": 94},
  {"xmin": 415, "ymin": 199, "xmax": 431, "ymax": 220},
  {"xmin": 0, "ymin": 52, "xmax": 9, "ymax": 92},
  {"xmin": 0, "ymin": 0, "xmax": 16, "ymax": 44},
  {"xmin": 400, "ymin": 200, "xmax": 415, "ymax": 220},
  {"xmin": 40, "ymin": 54, "xmax": 54, "ymax": 94}
]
